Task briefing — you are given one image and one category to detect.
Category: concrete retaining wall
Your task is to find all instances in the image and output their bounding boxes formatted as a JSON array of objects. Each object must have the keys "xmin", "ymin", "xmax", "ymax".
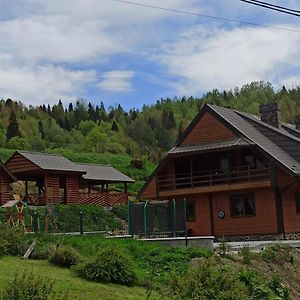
[{"xmin": 143, "ymin": 236, "xmax": 215, "ymax": 250}]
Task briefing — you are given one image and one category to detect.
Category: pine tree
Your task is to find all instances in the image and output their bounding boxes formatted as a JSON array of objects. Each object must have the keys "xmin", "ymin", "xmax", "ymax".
[
  {"xmin": 6, "ymin": 111, "xmax": 20, "ymax": 140},
  {"xmin": 38, "ymin": 121, "xmax": 45, "ymax": 139},
  {"xmin": 111, "ymin": 120, "xmax": 119, "ymax": 131}
]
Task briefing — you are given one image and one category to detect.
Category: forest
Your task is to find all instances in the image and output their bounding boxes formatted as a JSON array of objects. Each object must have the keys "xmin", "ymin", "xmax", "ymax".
[{"xmin": 1, "ymin": 81, "xmax": 300, "ymax": 164}]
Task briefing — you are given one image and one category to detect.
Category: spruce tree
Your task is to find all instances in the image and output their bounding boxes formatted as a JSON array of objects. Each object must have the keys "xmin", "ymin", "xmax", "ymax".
[
  {"xmin": 6, "ymin": 111, "xmax": 20, "ymax": 140},
  {"xmin": 111, "ymin": 120, "xmax": 119, "ymax": 131}
]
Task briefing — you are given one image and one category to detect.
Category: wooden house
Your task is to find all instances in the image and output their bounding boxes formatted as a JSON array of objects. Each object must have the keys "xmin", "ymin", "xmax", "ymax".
[
  {"xmin": 4, "ymin": 151, "xmax": 134, "ymax": 206},
  {"xmin": 139, "ymin": 103, "xmax": 300, "ymax": 238},
  {"xmin": 0, "ymin": 163, "xmax": 17, "ymax": 205}
]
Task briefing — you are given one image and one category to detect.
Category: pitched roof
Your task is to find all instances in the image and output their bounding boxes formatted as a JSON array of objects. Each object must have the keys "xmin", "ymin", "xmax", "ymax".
[
  {"xmin": 16, "ymin": 151, "xmax": 86, "ymax": 173},
  {"xmin": 206, "ymin": 104, "xmax": 300, "ymax": 175},
  {"xmin": 169, "ymin": 137, "xmax": 254, "ymax": 155},
  {"xmin": 79, "ymin": 163, "xmax": 135, "ymax": 183},
  {"xmin": 0, "ymin": 163, "xmax": 17, "ymax": 181}
]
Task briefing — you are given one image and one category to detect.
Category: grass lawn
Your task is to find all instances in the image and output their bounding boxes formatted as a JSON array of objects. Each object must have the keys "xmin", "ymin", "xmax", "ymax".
[{"xmin": 0, "ymin": 257, "xmax": 150, "ymax": 300}]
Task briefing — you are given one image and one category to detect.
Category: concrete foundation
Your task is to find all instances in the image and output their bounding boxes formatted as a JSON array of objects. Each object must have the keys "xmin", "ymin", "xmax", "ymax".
[{"xmin": 143, "ymin": 236, "xmax": 215, "ymax": 250}]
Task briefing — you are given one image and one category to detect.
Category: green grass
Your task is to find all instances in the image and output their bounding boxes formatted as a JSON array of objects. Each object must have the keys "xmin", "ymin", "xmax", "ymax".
[
  {"xmin": 0, "ymin": 256, "xmax": 149, "ymax": 300},
  {"xmin": 0, "ymin": 147, "xmax": 155, "ymax": 194},
  {"xmin": 27, "ymin": 234, "xmax": 212, "ymax": 284}
]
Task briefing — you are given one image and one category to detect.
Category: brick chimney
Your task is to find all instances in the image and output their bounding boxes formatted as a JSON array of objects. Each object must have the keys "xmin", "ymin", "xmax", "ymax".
[
  {"xmin": 259, "ymin": 102, "xmax": 279, "ymax": 128},
  {"xmin": 295, "ymin": 115, "xmax": 300, "ymax": 130}
]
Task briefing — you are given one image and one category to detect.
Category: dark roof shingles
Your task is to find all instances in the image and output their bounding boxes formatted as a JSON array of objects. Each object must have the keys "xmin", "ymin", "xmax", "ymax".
[
  {"xmin": 17, "ymin": 151, "xmax": 86, "ymax": 173},
  {"xmin": 207, "ymin": 105, "xmax": 300, "ymax": 174},
  {"xmin": 79, "ymin": 163, "xmax": 134, "ymax": 183},
  {"xmin": 169, "ymin": 138, "xmax": 254, "ymax": 155}
]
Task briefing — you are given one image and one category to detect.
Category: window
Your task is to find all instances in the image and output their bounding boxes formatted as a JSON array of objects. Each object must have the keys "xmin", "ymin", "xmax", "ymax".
[
  {"xmin": 186, "ymin": 200, "xmax": 196, "ymax": 222},
  {"xmin": 230, "ymin": 193, "xmax": 255, "ymax": 218},
  {"xmin": 296, "ymin": 193, "xmax": 300, "ymax": 214}
]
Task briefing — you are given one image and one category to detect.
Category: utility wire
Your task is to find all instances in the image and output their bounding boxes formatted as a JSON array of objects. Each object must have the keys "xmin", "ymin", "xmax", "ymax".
[
  {"xmin": 240, "ymin": 0, "xmax": 300, "ymax": 17},
  {"xmin": 110, "ymin": 0, "xmax": 300, "ymax": 33},
  {"xmin": 244, "ymin": 0, "xmax": 300, "ymax": 13}
]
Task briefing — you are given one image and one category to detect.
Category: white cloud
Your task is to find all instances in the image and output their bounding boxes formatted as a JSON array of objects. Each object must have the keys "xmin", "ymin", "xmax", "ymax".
[
  {"xmin": 0, "ymin": 64, "xmax": 96, "ymax": 105},
  {"xmin": 155, "ymin": 24, "xmax": 300, "ymax": 94},
  {"xmin": 97, "ymin": 70, "xmax": 135, "ymax": 92}
]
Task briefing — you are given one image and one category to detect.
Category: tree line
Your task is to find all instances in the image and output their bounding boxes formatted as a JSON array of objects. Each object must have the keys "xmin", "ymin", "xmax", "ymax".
[{"xmin": 2, "ymin": 81, "xmax": 300, "ymax": 162}]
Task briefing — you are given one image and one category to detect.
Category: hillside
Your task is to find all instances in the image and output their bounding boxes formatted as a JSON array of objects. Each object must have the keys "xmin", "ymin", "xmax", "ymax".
[{"xmin": 1, "ymin": 81, "xmax": 300, "ymax": 165}]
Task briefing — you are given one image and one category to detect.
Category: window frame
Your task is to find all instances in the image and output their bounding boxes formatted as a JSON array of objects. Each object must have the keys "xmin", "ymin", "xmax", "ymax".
[
  {"xmin": 186, "ymin": 200, "xmax": 196, "ymax": 222},
  {"xmin": 230, "ymin": 193, "xmax": 256, "ymax": 218}
]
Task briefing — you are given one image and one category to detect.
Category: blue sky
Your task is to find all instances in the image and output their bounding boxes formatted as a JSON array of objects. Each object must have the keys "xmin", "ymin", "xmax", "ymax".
[{"xmin": 0, "ymin": 0, "xmax": 299, "ymax": 110}]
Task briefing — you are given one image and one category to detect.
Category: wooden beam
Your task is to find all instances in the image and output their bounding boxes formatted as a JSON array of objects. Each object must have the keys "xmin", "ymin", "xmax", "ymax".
[
  {"xmin": 159, "ymin": 180, "xmax": 271, "ymax": 198},
  {"xmin": 209, "ymin": 193, "xmax": 215, "ymax": 236},
  {"xmin": 25, "ymin": 181, "xmax": 28, "ymax": 195},
  {"xmin": 270, "ymin": 164, "xmax": 285, "ymax": 238},
  {"xmin": 124, "ymin": 183, "xmax": 128, "ymax": 194}
]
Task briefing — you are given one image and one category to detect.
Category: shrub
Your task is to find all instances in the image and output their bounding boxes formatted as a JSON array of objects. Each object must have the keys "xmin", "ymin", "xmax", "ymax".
[
  {"xmin": 49, "ymin": 245, "xmax": 82, "ymax": 268},
  {"xmin": 111, "ymin": 205, "xmax": 128, "ymax": 222},
  {"xmin": 0, "ymin": 271, "xmax": 55, "ymax": 300},
  {"xmin": 31, "ymin": 243, "xmax": 57, "ymax": 260},
  {"xmin": 239, "ymin": 245, "xmax": 255, "ymax": 265},
  {"xmin": 75, "ymin": 248, "xmax": 136, "ymax": 286},
  {"xmin": 261, "ymin": 244, "xmax": 294, "ymax": 264},
  {"xmin": 239, "ymin": 270, "xmax": 290, "ymax": 300},
  {"xmin": 0, "ymin": 223, "xmax": 28, "ymax": 256},
  {"xmin": 161, "ymin": 259, "xmax": 251, "ymax": 300}
]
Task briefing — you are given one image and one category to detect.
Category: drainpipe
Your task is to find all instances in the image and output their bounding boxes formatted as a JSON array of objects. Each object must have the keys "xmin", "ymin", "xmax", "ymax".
[
  {"xmin": 172, "ymin": 198, "xmax": 176, "ymax": 237},
  {"xmin": 144, "ymin": 200, "xmax": 148, "ymax": 238},
  {"xmin": 183, "ymin": 198, "xmax": 188, "ymax": 247}
]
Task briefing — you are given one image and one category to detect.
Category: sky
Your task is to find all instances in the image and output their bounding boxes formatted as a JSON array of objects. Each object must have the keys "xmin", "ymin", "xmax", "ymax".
[{"xmin": 0, "ymin": 0, "xmax": 300, "ymax": 110}]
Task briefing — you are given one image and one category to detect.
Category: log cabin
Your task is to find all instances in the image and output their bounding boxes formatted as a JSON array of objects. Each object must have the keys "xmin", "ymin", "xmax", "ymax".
[
  {"xmin": 139, "ymin": 103, "xmax": 300, "ymax": 239},
  {"xmin": 0, "ymin": 163, "xmax": 17, "ymax": 205},
  {"xmin": 4, "ymin": 151, "xmax": 134, "ymax": 206}
]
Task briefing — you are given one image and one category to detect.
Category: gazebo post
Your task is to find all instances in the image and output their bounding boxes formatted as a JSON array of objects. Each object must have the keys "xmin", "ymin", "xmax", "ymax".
[{"xmin": 25, "ymin": 181, "xmax": 28, "ymax": 196}]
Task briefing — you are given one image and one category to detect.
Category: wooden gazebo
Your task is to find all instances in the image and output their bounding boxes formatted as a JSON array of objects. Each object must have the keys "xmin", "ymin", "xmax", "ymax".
[{"xmin": 4, "ymin": 151, "xmax": 134, "ymax": 206}]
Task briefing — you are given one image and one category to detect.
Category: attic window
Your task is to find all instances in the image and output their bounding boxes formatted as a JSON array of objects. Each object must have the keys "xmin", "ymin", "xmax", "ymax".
[{"xmin": 230, "ymin": 193, "xmax": 255, "ymax": 218}]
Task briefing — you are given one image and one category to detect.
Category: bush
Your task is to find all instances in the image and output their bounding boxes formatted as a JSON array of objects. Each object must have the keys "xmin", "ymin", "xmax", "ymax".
[
  {"xmin": 162, "ymin": 259, "xmax": 251, "ymax": 300},
  {"xmin": 239, "ymin": 245, "xmax": 255, "ymax": 265},
  {"xmin": 111, "ymin": 205, "xmax": 128, "ymax": 222},
  {"xmin": 49, "ymin": 245, "xmax": 82, "ymax": 268},
  {"xmin": 0, "ymin": 223, "xmax": 28, "ymax": 256},
  {"xmin": 239, "ymin": 270, "xmax": 290, "ymax": 300},
  {"xmin": 75, "ymin": 248, "xmax": 136, "ymax": 286},
  {"xmin": 0, "ymin": 271, "xmax": 55, "ymax": 300},
  {"xmin": 31, "ymin": 243, "xmax": 57, "ymax": 260},
  {"xmin": 261, "ymin": 244, "xmax": 294, "ymax": 264}
]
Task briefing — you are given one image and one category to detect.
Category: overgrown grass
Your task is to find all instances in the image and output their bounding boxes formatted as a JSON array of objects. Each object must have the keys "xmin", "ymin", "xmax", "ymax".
[{"xmin": 26, "ymin": 234, "xmax": 212, "ymax": 284}]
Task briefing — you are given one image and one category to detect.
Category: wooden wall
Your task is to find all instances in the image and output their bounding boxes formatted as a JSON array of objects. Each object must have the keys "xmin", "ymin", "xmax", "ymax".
[
  {"xmin": 140, "ymin": 177, "xmax": 157, "ymax": 199},
  {"xmin": 277, "ymin": 168, "xmax": 300, "ymax": 233},
  {"xmin": 45, "ymin": 174, "xmax": 60, "ymax": 204},
  {"xmin": 77, "ymin": 191, "xmax": 128, "ymax": 206},
  {"xmin": 6, "ymin": 153, "xmax": 40, "ymax": 174},
  {"xmin": 186, "ymin": 187, "xmax": 278, "ymax": 237},
  {"xmin": 66, "ymin": 175, "xmax": 79, "ymax": 204},
  {"xmin": 0, "ymin": 172, "xmax": 12, "ymax": 205},
  {"xmin": 180, "ymin": 111, "xmax": 236, "ymax": 146},
  {"xmin": 187, "ymin": 194, "xmax": 211, "ymax": 236},
  {"xmin": 212, "ymin": 188, "xmax": 277, "ymax": 236}
]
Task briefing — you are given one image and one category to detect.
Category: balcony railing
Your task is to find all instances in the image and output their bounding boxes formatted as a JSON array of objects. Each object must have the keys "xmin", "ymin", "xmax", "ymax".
[{"xmin": 158, "ymin": 164, "xmax": 270, "ymax": 192}]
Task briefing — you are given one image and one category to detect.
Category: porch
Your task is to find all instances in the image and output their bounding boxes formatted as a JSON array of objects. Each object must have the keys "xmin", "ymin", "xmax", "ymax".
[{"xmin": 156, "ymin": 147, "xmax": 272, "ymax": 197}]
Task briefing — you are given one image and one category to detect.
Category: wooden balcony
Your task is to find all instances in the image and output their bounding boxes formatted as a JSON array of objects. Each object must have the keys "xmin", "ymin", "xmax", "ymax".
[{"xmin": 157, "ymin": 164, "xmax": 271, "ymax": 196}]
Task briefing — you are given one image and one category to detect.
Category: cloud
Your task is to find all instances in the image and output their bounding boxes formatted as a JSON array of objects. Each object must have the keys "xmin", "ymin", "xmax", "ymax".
[
  {"xmin": 97, "ymin": 70, "xmax": 135, "ymax": 92},
  {"xmin": 155, "ymin": 24, "xmax": 300, "ymax": 94},
  {"xmin": 0, "ymin": 64, "xmax": 96, "ymax": 105}
]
